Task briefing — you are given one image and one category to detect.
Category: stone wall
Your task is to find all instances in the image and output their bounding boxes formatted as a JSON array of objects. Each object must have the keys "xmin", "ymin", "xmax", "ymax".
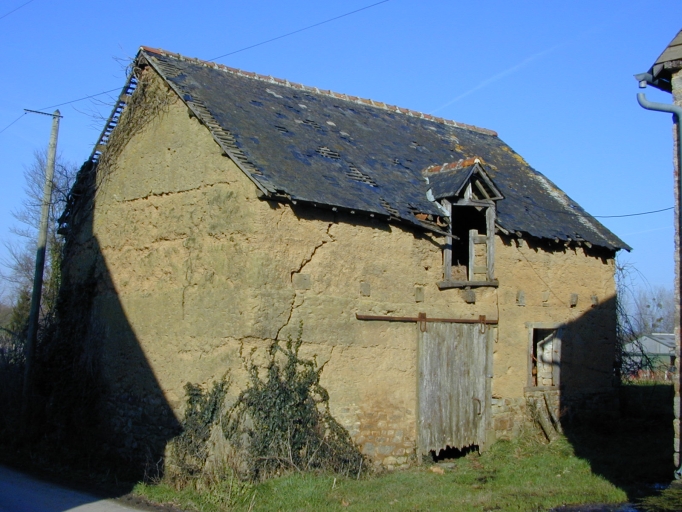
[
  {"xmin": 672, "ymin": 68, "xmax": 682, "ymax": 471},
  {"xmin": 491, "ymin": 396, "xmax": 527, "ymax": 439},
  {"xmin": 62, "ymin": 66, "xmax": 619, "ymax": 466}
]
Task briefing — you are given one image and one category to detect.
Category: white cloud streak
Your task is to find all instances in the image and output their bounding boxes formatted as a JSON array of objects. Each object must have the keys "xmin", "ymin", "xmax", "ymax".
[{"xmin": 430, "ymin": 45, "xmax": 561, "ymax": 114}]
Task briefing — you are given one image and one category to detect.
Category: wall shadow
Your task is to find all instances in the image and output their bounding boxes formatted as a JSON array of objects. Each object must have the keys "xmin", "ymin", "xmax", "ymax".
[
  {"xmin": 16, "ymin": 161, "xmax": 182, "ymax": 502},
  {"xmin": 537, "ymin": 294, "xmax": 674, "ymax": 500}
]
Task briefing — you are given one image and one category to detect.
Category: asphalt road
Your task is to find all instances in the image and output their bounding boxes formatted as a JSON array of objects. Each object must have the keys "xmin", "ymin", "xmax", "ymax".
[{"xmin": 0, "ymin": 465, "xmax": 147, "ymax": 512}]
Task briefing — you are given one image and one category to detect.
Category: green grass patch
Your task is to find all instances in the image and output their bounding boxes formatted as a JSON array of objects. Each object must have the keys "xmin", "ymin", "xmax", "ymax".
[
  {"xmin": 639, "ymin": 484, "xmax": 682, "ymax": 512},
  {"xmin": 133, "ymin": 435, "xmax": 628, "ymax": 511},
  {"xmin": 134, "ymin": 479, "xmax": 255, "ymax": 511}
]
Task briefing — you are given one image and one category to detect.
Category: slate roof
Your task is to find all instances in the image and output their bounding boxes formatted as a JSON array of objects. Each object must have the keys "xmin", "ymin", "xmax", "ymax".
[
  {"xmin": 640, "ymin": 29, "xmax": 682, "ymax": 93},
  {"xmin": 426, "ymin": 160, "xmax": 502, "ymax": 201},
  {"xmin": 94, "ymin": 47, "xmax": 628, "ymax": 251}
]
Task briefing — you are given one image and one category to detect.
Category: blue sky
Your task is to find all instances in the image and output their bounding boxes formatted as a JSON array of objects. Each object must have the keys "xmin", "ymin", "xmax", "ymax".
[{"xmin": 0, "ymin": 0, "xmax": 680, "ymax": 295}]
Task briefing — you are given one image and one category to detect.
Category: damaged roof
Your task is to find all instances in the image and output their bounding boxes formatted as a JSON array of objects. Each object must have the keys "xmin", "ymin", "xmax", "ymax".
[
  {"xmin": 426, "ymin": 160, "xmax": 503, "ymax": 201},
  {"xmin": 97, "ymin": 47, "xmax": 628, "ymax": 251}
]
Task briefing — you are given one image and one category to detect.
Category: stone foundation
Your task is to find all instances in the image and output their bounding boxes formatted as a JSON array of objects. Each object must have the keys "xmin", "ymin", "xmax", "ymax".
[
  {"xmin": 491, "ymin": 396, "xmax": 527, "ymax": 440},
  {"xmin": 492, "ymin": 389, "xmax": 618, "ymax": 442},
  {"xmin": 350, "ymin": 408, "xmax": 415, "ymax": 469}
]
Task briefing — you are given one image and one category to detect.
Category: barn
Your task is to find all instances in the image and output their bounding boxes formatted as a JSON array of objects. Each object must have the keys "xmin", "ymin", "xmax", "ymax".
[{"xmin": 57, "ymin": 47, "xmax": 629, "ymax": 467}]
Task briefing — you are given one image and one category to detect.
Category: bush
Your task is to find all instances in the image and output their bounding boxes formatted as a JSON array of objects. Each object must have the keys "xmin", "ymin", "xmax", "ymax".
[
  {"xmin": 168, "ymin": 377, "xmax": 229, "ymax": 480},
  {"xmin": 223, "ymin": 330, "xmax": 367, "ymax": 481}
]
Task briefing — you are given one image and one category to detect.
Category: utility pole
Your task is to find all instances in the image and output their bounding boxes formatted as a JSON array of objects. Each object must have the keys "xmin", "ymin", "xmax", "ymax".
[{"xmin": 21, "ymin": 109, "xmax": 62, "ymax": 424}]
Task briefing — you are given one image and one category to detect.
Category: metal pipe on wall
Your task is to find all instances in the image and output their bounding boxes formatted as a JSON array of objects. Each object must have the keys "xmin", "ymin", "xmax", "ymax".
[{"xmin": 636, "ymin": 88, "xmax": 682, "ymax": 479}]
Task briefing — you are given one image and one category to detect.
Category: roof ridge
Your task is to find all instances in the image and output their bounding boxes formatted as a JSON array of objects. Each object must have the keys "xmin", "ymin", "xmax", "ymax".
[{"xmin": 139, "ymin": 46, "xmax": 497, "ymax": 137}]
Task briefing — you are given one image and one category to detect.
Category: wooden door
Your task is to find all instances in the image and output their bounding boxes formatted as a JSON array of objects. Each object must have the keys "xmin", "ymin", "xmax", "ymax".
[{"xmin": 418, "ymin": 322, "xmax": 491, "ymax": 455}]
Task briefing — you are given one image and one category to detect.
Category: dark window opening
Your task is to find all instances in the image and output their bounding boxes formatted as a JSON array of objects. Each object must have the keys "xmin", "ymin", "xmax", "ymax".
[
  {"xmin": 450, "ymin": 206, "xmax": 487, "ymax": 281},
  {"xmin": 531, "ymin": 328, "xmax": 559, "ymax": 387},
  {"xmin": 438, "ymin": 168, "xmax": 503, "ymax": 289}
]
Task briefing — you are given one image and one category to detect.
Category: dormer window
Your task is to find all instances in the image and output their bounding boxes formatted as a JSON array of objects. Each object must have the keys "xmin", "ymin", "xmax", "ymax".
[
  {"xmin": 424, "ymin": 159, "xmax": 502, "ymax": 289},
  {"xmin": 442, "ymin": 195, "xmax": 496, "ymax": 286}
]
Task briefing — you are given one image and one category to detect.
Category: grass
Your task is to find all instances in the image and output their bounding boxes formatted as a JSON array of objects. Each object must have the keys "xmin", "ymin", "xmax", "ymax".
[
  {"xmin": 2, "ymin": 382, "xmax": 676, "ymax": 511},
  {"xmin": 132, "ymin": 434, "xmax": 628, "ymax": 511},
  {"xmin": 640, "ymin": 484, "xmax": 682, "ymax": 512},
  {"xmin": 135, "ymin": 477, "xmax": 255, "ymax": 511}
]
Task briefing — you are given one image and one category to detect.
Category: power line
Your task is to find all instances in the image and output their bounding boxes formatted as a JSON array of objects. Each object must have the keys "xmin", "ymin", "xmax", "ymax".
[
  {"xmin": 594, "ymin": 207, "xmax": 673, "ymax": 218},
  {"xmin": 0, "ymin": 0, "xmax": 36, "ymax": 21},
  {"xmin": 0, "ymin": 89, "xmax": 119, "ymax": 138},
  {"xmin": 1, "ymin": 104, "xmax": 674, "ymax": 221},
  {"xmin": 0, "ymin": 113, "xmax": 26, "ymax": 135},
  {"xmin": 0, "ymin": 0, "xmax": 670, "ymax": 224},
  {"xmin": 210, "ymin": 0, "xmax": 391, "ymax": 60},
  {"xmin": 3, "ymin": 1, "xmax": 391, "ymax": 128},
  {"xmin": 39, "ymin": 88, "xmax": 121, "ymax": 110},
  {"xmin": 512, "ymin": 192, "xmax": 673, "ymax": 220},
  {"xmin": 11, "ymin": 1, "xmax": 392, "ymax": 115}
]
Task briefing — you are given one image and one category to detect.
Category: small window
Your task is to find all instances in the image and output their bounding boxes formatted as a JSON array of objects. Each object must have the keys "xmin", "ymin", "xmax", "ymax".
[
  {"xmin": 527, "ymin": 325, "xmax": 563, "ymax": 388},
  {"xmin": 449, "ymin": 205, "xmax": 489, "ymax": 281},
  {"xmin": 440, "ymin": 195, "xmax": 496, "ymax": 286}
]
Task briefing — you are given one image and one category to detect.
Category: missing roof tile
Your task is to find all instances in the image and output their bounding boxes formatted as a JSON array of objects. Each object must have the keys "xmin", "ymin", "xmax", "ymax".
[
  {"xmin": 302, "ymin": 118, "xmax": 321, "ymax": 129},
  {"xmin": 346, "ymin": 165, "xmax": 377, "ymax": 187},
  {"xmin": 380, "ymin": 198, "xmax": 400, "ymax": 217},
  {"xmin": 316, "ymin": 146, "xmax": 340, "ymax": 159}
]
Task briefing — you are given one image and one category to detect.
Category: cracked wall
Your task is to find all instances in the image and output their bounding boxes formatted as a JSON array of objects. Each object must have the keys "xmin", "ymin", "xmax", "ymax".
[{"xmin": 66, "ymin": 70, "xmax": 618, "ymax": 467}]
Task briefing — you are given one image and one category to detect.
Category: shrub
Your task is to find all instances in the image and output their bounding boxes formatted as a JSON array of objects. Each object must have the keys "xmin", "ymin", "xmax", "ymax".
[
  {"xmin": 168, "ymin": 376, "xmax": 229, "ymax": 480},
  {"xmin": 223, "ymin": 329, "xmax": 367, "ymax": 481}
]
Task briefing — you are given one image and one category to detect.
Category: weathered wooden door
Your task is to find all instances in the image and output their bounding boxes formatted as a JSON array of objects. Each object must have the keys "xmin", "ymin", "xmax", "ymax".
[{"xmin": 418, "ymin": 322, "xmax": 491, "ymax": 455}]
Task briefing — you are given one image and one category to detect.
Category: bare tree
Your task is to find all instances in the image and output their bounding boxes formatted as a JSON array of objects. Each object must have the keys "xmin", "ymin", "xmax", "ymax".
[
  {"xmin": 631, "ymin": 285, "xmax": 675, "ymax": 335},
  {"xmin": 0, "ymin": 150, "xmax": 78, "ymax": 326},
  {"xmin": 615, "ymin": 259, "xmax": 675, "ymax": 380}
]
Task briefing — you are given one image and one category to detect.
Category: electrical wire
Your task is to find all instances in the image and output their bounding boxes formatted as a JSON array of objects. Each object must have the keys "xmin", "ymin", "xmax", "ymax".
[
  {"xmin": 512, "ymin": 193, "xmax": 673, "ymax": 220},
  {"xmin": 4, "ymin": 1, "xmax": 391, "ymax": 124},
  {"xmin": 0, "ymin": 102, "xmax": 673, "ymax": 222},
  {"xmin": 594, "ymin": 207, "xmax": 673, "ymax": 218},
  {"xmin": 0, "ymin": 0, "xmax": 36, "ymax": 21},
  {"xmin": 0, "ymin": 113, "xmax": 26, "ymax": 135},
  {"xmin": 0, "ymin": 0, "xmax": 672, "ymax": 223},
  {"xmin": 209, "ymin": 0, "xmax": 391, "ymax": 60},
  {"xmin": 0, "ymin": 89, "xmax": 119, "ymax": 138},
  {"xmin": 39, "ymin": 88, "xmax": 121, "ymax": 111}
]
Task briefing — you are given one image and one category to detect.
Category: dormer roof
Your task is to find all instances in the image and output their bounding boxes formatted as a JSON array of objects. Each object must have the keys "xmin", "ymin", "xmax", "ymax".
[{"xmin": 424, "ymin": 158, "xmax": 503, "ymax": 202}]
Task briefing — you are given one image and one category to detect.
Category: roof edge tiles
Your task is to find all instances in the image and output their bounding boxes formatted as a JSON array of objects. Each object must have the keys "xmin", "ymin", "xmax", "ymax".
[
  {"xmin": 139, "ymin": 46, "xmax": 498, "ymax": 138},
  {"xmin": 654, "ymin": 29, "xmax": 682, "ymax": 66}
]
